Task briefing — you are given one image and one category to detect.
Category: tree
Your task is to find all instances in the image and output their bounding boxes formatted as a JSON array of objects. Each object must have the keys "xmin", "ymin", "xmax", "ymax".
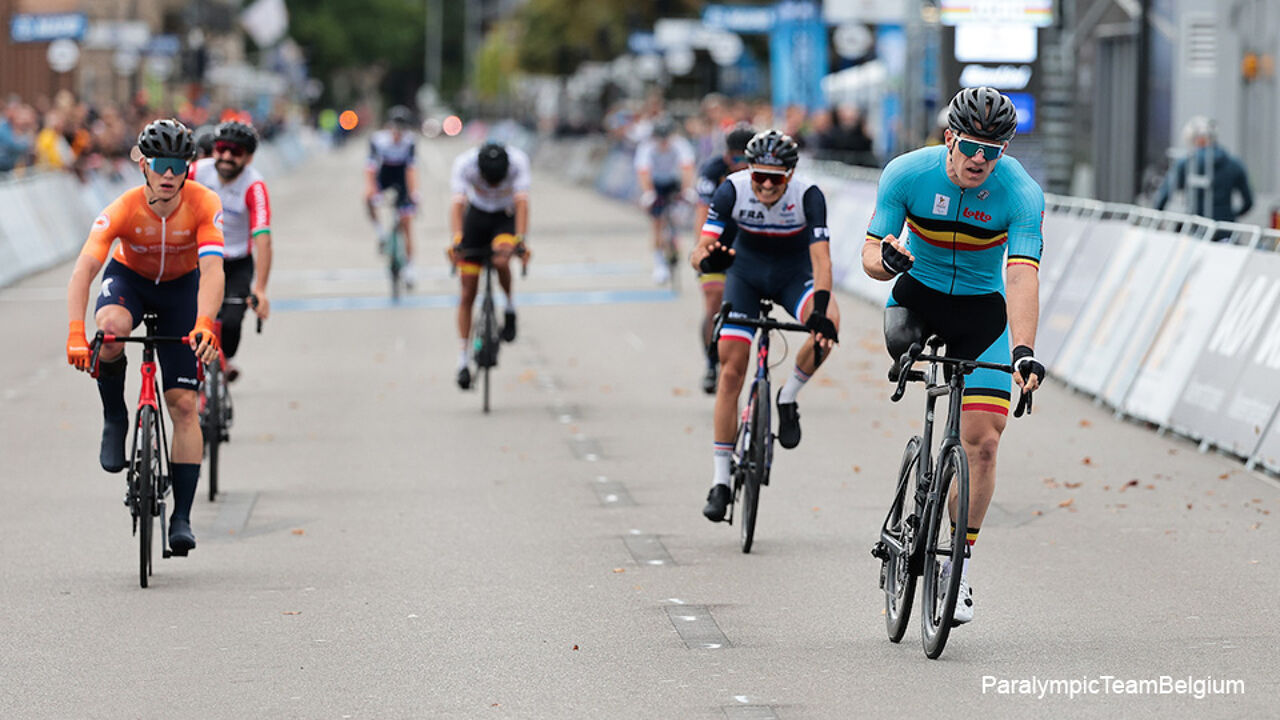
[{"xmin": 512, "ymin": 0, "xmax": 701, "ymax": 75}]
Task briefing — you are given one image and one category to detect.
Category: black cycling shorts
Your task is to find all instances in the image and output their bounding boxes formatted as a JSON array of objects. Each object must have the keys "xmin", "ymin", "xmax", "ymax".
[{"xmin": 95, "ymin": 261, "xmax": 200, "ymax": 392}]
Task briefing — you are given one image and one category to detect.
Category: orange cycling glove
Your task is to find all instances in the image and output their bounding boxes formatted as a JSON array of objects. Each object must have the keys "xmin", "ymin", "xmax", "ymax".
[
  {"xmin": 66, "ymin": 320, "xmax": 91, "ymax": 370},
  {"xmin": 190, "ymin": 315, "xmax": 219, "ymax": 351}
]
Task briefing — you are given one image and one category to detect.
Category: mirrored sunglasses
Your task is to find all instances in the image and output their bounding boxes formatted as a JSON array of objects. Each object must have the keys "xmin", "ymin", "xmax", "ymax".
[
  {"xmin": 750, "ymin": 168, "xmax": 789, "ymax": 186},
  {"xmin": 214, "ymin": 141, "xmax": 248, "ymax": 157},
  {"xmin": 148, "ymin": 157, "xmax": 189, "ymax": 175},
  {"xmin": 955, "ymin": 138, "xmax": 1004, "ymax": 162}
]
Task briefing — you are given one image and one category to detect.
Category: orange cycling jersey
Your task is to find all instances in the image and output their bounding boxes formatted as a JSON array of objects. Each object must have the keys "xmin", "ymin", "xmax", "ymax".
[{"xmin": 81, "ymin": 183, "xmax": 225, "ymax": 282}]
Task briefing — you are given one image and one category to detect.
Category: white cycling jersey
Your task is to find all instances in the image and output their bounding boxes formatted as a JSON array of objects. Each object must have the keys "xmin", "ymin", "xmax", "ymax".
[
  {"xmin": 450, "ymin": 145, "xmax": 531, "ymax": 213},
  {"xmin": 191, "ymin": 158, "xmax": 270, "ymax": 260},
  {"xmin": 634, "ymin": 136, "xmax": 694, "ymax": 185}
]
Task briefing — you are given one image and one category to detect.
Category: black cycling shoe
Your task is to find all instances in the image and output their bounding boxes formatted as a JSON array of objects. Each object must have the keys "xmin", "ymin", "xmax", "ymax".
[
  {"xmin": 776, "ymin": 390, "xmax": 801, "ymax": 449},
  {"xmin": 702, "ymin": 483, "xmax": 732, "ymax": 523},
  {"xmin": 169, "ymin": 517, "xmax": 196, "ymax": 556},
  {"xmin": 100, "ymin": 412, "xmax": 129, "ymax": 473},
  {"xmin": 501, "ymin": 309, "xmax": 517, "ymax": 342},
  {"xmin": 456, "ymin": 366, "xmax": 472, "ymax": 390},
  {"xmin": 701, "ymin": 364, "xmax": 718, "ymax": 395}
]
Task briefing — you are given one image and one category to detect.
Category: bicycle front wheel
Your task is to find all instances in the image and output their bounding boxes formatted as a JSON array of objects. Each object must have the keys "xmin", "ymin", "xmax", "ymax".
[
  {"xmin": 388, "ymin": 228, "xmax": 404, "ymax": 301},
  {"xmin": 921, "ymin": 443, "xmax": 969, "ymax": 659},
  {"xmin": 137, "ymin": 406, "xmax": 158, "ymax": 588},
  {"xmin": 481, "ymin": 299, "xmax": 495, "ymax": 414},
  {"xmin": 740, "ymin": 382, "xmax": 769, "ymax": 553},
  {"xmin": 204, "ymin": 362, "xmax": 221, "ymax": 502},
  {"xmin": 882, "ymin": 436, "xmax": 922, "ymax": 643}
]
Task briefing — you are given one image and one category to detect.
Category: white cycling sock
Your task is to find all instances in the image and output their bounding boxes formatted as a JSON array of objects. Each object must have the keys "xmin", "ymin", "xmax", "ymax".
[
  {"xmin": 457, "ymin": 341, "xmax": 469, "ymax": 370},
  {"xmin": 653, "ymin": 249, "xmax": 666, "ymax": 267},
  {"xmin": 713, "ymin": 442, "xmax": 733, "ymax": 487},
  {"xmin": 778, "ymin": 365, "xmax": 812, "ymax": 404}
]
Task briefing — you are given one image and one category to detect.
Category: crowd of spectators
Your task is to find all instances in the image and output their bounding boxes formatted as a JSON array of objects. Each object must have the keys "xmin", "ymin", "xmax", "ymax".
[
  {"xmin": 599, "ymin": 91, "xmax": 882, "ymax": 170},
  {"xmin": 0, "ymin": 89, "xmax": 291, "ymax": 180}
]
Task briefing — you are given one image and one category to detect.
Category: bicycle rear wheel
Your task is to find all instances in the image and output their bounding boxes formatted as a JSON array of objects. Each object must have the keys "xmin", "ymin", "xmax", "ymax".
[
  {"xmin": 137, "ymin": 406, "xmax": 157, "ymax": 588},
  {"xmin": 881, "ymin": 436, "xmax": 922, "ymax": 643},
  {"xmin": 203, "ymin": 362, "xmax": 221, "ymax": 501},
  {"xmin": 921, "ymin": 443, "xmax": 969, "ymax": 658},
  {"xmin": 739, "ymin": 382, "xmax": 769, "ymax": 553}
]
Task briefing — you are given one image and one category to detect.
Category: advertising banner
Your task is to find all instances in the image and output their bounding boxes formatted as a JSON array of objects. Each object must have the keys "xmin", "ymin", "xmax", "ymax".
[
  {"xmin": 1101, "ymin": 231, "xmax": 1200, "ymax": 408},
  {"xmin": 1167, "ymin": 251, "xmax": 1280, "ymax": 455},
  {"xmin": 1122, "ymin": 242, "xmax": 1251, "ymax": 425},
  {"xmin": 1056, "ymin": 228, "xmax": 1178, "ymax": 396},
  {"xmin": 1253, "ymin": 411, "xmax": 1280, "ymax": 474},
  {"xmin": 1037, "ymin": 213, "xmax": 1090, "ymax": 305},
  {"xmin": 1036, "ymin": 218, "xmax": 1127, "ymax": 368}
]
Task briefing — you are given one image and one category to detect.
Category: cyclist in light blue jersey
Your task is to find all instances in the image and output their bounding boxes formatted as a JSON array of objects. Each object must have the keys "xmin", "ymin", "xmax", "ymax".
[{"xmin": 862, "ymin": 87, "xmax": 1046, "ymax": 626}]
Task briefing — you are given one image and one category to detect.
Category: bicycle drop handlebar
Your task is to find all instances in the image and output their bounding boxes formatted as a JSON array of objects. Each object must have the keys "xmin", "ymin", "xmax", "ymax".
[
  {"xmin": 88, "ymin": 331, "xmax": 192, "ymax": 378},
  {"xmin": 890, "ymin": 341, "xmax": 1034, "ymax": 417},
  {"xmin": 451, "ymin": 244, "xmax": 530, "ymax": 277},
  {"xmin": 712, "ymin": 302, "xmax": 825, "ymax": 365}
]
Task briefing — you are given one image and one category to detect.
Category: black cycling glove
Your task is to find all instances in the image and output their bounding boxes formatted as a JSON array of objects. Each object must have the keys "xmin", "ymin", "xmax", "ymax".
[
  {"xmin": 1012, "ymin": 345, "xmax": 1045, "ymax": 385},
  {"xmin": 881, "ymin": 240, "xmax": 914, "ymax": 275},
  {"xmin": 699, "ymin": 245, "xmax": 734, "ymax": 274},
  {"xmin": 805, "ymin": 290, "xmax": 839, "ymax": 343}
]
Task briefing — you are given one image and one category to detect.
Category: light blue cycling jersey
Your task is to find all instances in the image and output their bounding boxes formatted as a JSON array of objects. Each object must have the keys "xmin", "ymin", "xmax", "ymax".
[{"xmin": 865, "ymin": 145, "xmax": 1044, "ymax": 296}]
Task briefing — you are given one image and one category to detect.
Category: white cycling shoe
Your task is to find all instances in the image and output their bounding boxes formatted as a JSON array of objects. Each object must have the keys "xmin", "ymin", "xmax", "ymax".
[
  {"xmin": 652, "ymin": 263, "xmax": 671, "ymax": 285},
  {"xmin": 940, "ymin": 561, "xmax": 974, "ymax": 625}
]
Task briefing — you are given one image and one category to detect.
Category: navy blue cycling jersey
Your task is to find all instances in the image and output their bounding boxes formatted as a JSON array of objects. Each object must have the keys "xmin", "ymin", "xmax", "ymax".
[
  {"xmin": 695, "ymin": 156, "xmax": 730, "ymax": 203},
  {"xmin": 866, "ymin": 145, "xmax": 1044, "ymax": 295},
  {"xmin": 367, "ymin": 129, "xmax": 416, "ymax": 188},
  {"xmin": 703, "ymin": 170, "xmax": 829, "ymax": 257}
]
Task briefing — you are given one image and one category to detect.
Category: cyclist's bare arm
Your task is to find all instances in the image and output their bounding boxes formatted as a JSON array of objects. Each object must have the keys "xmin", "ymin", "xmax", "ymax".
[
  {"xmin": 67, "ymin": 253, "xmax": 104, "ymax": 326},
  {"xmin": 810, "ymin": 241, "xmax": 834, "ymax": 295},
  {"xmin": 680, "ymin": 162, "xmax": 695, "ymax": 193},
  {"xmin": 192, "ymin": 255, "xmax": 225, "ymax": 362},
  {"xmin": 514, "ymin": 193, "xmax": 529, "ymax": 238},
  {"xmin": 449, "ymin": 195, "xmax": 466, "ymax": 239},
  {"xmin": 405, "ymin": 163, "xmax": 418, "ymax": 201},
  {"xmin": 252, "ymin": 231, "xmax": 272, "ymax": 319},
  {"xmin": 636, "ymin": 169, "xmax": 654, "ymax": 196},
  {"xmin": 1006, "ymin": 263, "xmax": 1041, "ymax": 391}
]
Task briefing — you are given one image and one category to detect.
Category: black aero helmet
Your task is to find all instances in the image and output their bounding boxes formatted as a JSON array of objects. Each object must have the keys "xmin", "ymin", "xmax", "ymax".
[
  {"xmin": 214, "ymin": 120, "xmax": 259, "ymax": 153},
  {"xmin": 745, "ymin": 130, "xmax": 799, "ymax": 169},
  {"xmin": 477, "ymin": 142, "xmax": 509, "ymax": 184},
  {"xmin": 193, "ymin": 125, "xmax": 216, "ymax": 156},
  {"xmin": 387, "ymin": 105, "xmax": 414, "ymax": 127},
  {"xmin": 652, "ymin": 117, "xmax": 676, "ymax": 138},
  {"xmin": 947, "ymin": 86, "xmax": 1017, "ymax": 143},
  {"xmin": 137, "ymin": 118, "xmax": 195, "ymax": 159},
  {"xmin": 726, "ymin": 123, "xmax": 757, "ymax": 154}
]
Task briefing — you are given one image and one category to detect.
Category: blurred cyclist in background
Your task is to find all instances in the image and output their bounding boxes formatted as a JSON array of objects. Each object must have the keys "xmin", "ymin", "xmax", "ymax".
[
  {"xmin": 366, "ymin": 105, "xmax": 420, "ymax": 287},
  {"xmin": 634, "ymin": 117, "xmax": 695, "ymax": 284}
]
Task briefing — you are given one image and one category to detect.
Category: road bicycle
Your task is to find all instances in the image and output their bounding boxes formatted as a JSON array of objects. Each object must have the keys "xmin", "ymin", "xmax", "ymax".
[
  {"xmin": 871, "ymin": 337, "xmax": 1030, "ymax": 658},
  {"xmin": 200, "ymin": 295, "xmax": 260, "ymax": 501},
  {"xmin": 370, "ymin": 191, "xmax": 409, "ymax": 301},
  {"xmin": 652, "ymin": 191, "xmax": 693, "ymax": 292},
  {"xmin": 454, "ymin": 244, "xmax": 527, "ymax": 413},
  {"xmin": 89, "ymin": 315, "xmax": 194, "ymax": 588},
  {"xmin": 711, "ymin": 300, "xmax": 819, "ymax": 553}
]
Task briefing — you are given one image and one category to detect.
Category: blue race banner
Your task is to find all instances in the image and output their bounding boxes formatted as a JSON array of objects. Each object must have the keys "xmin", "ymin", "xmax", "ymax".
[{"xmin": 770, "ymin": 0, "xmax": 829, "ymax": 112}]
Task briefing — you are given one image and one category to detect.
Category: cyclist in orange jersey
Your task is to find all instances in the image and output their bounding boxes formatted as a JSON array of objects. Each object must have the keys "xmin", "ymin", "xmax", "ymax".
[{"xmin": 65, "ymin": 119, "xmax": 225, "ymax": 555}]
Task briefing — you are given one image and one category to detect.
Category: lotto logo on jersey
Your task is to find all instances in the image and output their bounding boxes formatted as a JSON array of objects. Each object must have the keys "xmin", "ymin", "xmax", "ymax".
[
  {"xmin": 92, "ymin": 213, "xmax": 110, "ymax": 231},
  {"xmin": 213, "ymin": 210, "xmax": 224, "ymax": 230},
  {"xmin": 963, "ymin": 207, "xmax": 992, "ymax": 224},
  {"xmin": 932, "ymin": 194, "xmax": 951, "ymax": 216}
]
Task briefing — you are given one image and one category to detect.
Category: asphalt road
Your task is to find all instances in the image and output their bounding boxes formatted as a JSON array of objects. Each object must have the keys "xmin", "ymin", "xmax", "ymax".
[{"xmin": 1, "ymin": 136, "xmax": 1277, "ymax": 719}]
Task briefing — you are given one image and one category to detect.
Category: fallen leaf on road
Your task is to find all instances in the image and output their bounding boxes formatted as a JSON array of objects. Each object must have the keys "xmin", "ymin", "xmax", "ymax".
[
  {"xmin": 1042, "ymin": 478, "xmax": 1059, "ymax": 488},
  {"xmin": 1120, "ymin": 479, "xmax": 1139, "ymax": 492},
  {"xmin": 812, "ymin": 507, "xmax": 821, "ymax": 512},
  {"xmin": 1103, "ymin": 485, "xmax": 1111, "ymax": 491},
  {"xmin": 1205, "ymin": 490, "xmax": 1215, "ymax": 496},
  {"xmin": 572, "ymin": 645, "xmax": 579, "ymax": 651},
  {"xmin": 1168, "ymin": 448, "xmax": 1178, "ymax": 455},
  {"xmin": 1079, "ymin": 419, "xmax": 1092, "ymax": 428},
  {"xmin": 519, "ymin": 370, "xmax": 537, "ymax": 383},
  {"xmin": 282, "ymin": 611, "xmax": 301, "ymax": 615},
  {"xmin": 1250, "ymin": 523, "xmax": 1261, "ymax": 530},
  {"xmin": 612, "ymin": 568, "xmax": 625, "ymax": 574},
  {"xmin": 1250, "ymin": 560, "xmax": 1260, "ymax": 564},
  {"xmin": 1064, "ymin": 482, "xmax": 1082, "ymax": 489},
  {"xmin": 1058, "ymin": 498, "xmax": 1074, "ymax": 508},
  {"xmin": 672, "ymin": 387, "xmax": 689, "ymax": 397},
  {"xmin": 1145, "ymin": 484, "xmax": 1155, "ymax": 490},
  {"xmin": 1219, "ymin": 473, "xmax": 1230, "ymax": 480},
  {"xmin": 1032, "ymin": 510, "xmax": 1044, "ymax": 516},
  {"xmin": 852, "ymin": 465, "xmax": 861, "ymax": 474},
  {"xmin": 1081, "ymin": 457, "xmax": 1093, "ymax": 466},
  {"xmin": 291, "ymin": 529, "xmax": 305, "ymax": 535},
  {"xmin": 684, "ymin": 426, "xmax": 693, "ymax": 434},
  {"xmin": 1252, "ymin": 498, "xmax": 1263, "ymax": 504},
  {"xmin": 1187, "ymin": 503, "xmax": 1194, "ymax": 510}
]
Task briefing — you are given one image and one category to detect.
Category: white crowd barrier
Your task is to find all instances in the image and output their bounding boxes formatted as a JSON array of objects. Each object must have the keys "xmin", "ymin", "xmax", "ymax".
[
  {"xmin": 535, "ymin": 142, "xmax": 1280, "ymax": 475},
  {"xmin": 0, "ymin": 128, "xmax": 316, "ymax": 290}
]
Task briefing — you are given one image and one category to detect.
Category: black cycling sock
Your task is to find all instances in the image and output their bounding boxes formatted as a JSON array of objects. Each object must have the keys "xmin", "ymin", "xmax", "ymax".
[
  {"xmin": 170, "ymin": 463, "xmax": 199, "ymax": 521},
  {"xmin": 96, "ymin": 355, "xmax": 128, "ymax": 421}
]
